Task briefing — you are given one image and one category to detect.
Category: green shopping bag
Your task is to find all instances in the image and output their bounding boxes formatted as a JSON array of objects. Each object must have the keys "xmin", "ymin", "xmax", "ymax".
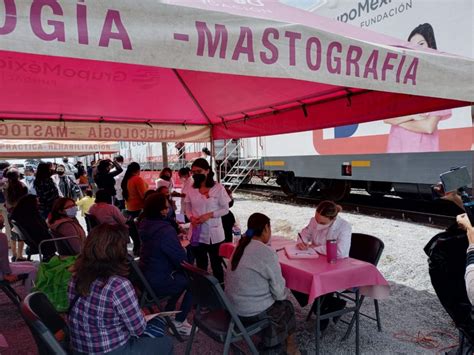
[{"xmin": 33, "ymin": 255, "xmax": 77, "ymax": 312}]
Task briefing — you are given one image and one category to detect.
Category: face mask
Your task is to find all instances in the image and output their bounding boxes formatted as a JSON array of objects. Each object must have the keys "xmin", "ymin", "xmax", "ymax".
[
  {"xmin": 25, "ymin": 176, "xmax": 34, "ymax": 182},
  {"xmin": 161, "ymin": 175, "xmax": 171, "ymax": 181},
  {"xmin": 65, "ymin": 206, "xmax": 78, "ymax": 218},
  {"xmin": 193, "ymin": 174, "xmax": 206, "ymax": 186},
  {"xmin": 316, "ymin": 221, "xmax": 332, "ymax": 231},
  {"xmin": 57, "ymin": 170, "xmax": 65, "ymax": 176}
]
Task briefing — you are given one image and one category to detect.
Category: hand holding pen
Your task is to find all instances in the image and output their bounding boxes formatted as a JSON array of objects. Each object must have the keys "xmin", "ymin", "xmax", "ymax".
[{"xmin": 296, "ymin": 233, "xmax": 309, "ymax": 250}]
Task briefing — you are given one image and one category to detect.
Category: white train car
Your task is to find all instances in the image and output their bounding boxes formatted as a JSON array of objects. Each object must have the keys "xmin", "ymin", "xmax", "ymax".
[
  {"xmin": 244, "ymin": 0, "xmax": 473, "ymax": 199},
  {"xmin": 119, "ymin": 141, "xmax": 210, "ymax": 169}
]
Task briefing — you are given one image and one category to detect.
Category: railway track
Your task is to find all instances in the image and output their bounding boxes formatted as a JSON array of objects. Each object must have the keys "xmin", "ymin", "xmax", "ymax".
[{"xmin": 237, "ymin": 184, "xmax": 459, "ymax": 229}]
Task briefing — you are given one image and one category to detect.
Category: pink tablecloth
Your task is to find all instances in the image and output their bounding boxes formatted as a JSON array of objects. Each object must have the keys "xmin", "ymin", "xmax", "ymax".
[{"xmin": 220, "ymin": 237, "xmax": 390, "ymax": 304}]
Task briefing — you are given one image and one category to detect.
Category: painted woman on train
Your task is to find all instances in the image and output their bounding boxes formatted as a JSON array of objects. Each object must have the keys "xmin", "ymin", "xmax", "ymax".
[{"xmin": 384, "ymin": 23, "xmax": 452, "ymax": 153}]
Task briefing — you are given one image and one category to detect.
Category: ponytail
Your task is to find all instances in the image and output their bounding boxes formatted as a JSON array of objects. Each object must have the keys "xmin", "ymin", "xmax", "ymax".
[
  {"xmin": 231, "ymin": 236, "xmax": 252, "ymax": 271},
  {"xmin": 121, "ymin": 162, "xmax": 140, "ymax": 201}
]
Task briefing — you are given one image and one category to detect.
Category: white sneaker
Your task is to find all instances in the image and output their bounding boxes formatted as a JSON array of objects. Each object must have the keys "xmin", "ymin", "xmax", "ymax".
[{"xmin": 171, "ymin": 319, "xmax": 196, "ymax": 336}]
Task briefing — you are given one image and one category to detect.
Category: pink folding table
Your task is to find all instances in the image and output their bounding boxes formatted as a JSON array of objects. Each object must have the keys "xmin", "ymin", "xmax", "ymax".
[{"xmin": 219, "ymin": 237, "xmax": 390, "ymax": 354}]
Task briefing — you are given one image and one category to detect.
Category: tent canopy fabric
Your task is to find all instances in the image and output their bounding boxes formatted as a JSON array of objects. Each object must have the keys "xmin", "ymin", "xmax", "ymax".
[{"xmin": 0, "ymin": 0, "xmax": 472, "ymax": 141}]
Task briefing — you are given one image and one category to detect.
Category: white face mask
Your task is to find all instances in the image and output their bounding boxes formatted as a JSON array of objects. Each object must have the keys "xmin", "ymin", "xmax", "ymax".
[
  {"xmin": 65, "ymin": 206, "xmax": 78, "ymax": 218},
  {"xmin": 315, "ymin": 220, "xmax": 332, "ymax": 231}
]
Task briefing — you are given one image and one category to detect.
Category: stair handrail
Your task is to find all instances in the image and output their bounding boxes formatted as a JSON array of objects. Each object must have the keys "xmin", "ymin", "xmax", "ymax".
[
  {"xmin": 217, "ymin": 140, "xmax": 243, "ymax": 182},
  {"xmin": 214, "ymin": 139, "xmax": 235, "ymax": 162},
  {"xmin": 165, "ymin": 142, "xmax": 187, "ymax": 169},
  {"xmin": 229, "ymin": 158, "xmax": 260, "ymax": 192}
]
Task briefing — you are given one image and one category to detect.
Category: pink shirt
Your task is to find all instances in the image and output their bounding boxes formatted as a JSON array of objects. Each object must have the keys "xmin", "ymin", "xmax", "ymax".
[
  {"xmin": 387, "ymin": 109, "xmax": 452, "ymax": 153},
  {"xmin": 89, "ymin": 203, "xmax": 127, "ymax": 226}
]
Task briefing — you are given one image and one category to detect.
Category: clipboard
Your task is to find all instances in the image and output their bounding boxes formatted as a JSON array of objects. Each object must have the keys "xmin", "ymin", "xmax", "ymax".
[{"xmin": 284, "ymin": 245, "xmax": 319, "ymax": 259}]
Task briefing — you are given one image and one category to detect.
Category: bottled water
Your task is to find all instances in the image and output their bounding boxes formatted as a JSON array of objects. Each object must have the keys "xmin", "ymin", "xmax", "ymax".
[{"xmin": 232, "ymin": 226, "xmax": 241, "ymax": 244}]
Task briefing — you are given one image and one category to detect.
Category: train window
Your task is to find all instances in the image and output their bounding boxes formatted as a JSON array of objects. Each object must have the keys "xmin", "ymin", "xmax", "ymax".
[{"xmin": 341, "ymin": 163, "xmax": 352, "ymax": 177}]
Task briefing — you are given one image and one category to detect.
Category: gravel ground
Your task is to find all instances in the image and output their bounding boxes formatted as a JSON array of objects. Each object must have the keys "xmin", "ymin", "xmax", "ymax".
[
  {"xmin": 200, "ymin": 192, "xmax": 457, "ymax": 354},
  {"xmin": 0, "ymin": 192, "xmax": 459, "ymax": 354}
]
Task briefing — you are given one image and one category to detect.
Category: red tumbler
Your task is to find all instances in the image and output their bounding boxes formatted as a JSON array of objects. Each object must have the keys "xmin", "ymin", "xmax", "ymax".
[{"xmin": 326, "ymin": 239, "xmax": 337, "ymax": 264}]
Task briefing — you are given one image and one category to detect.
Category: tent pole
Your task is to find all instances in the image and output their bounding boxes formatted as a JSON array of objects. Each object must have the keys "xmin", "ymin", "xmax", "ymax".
[
  {"xmin": 161, "ymin": 142, "xmax": 168, "ymax": 169},
  {"xmin": 210, "ymin": 131, "xmax": 216, "ymax": 181}
]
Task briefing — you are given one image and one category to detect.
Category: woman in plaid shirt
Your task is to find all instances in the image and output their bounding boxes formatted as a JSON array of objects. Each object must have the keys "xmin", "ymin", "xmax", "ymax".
[{"xmin": 68, "ymin": 224, "xmax": 173, "ymax": 354}]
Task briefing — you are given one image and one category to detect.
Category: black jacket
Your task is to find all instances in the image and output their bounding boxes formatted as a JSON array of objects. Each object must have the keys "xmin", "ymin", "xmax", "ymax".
[
  {"xmin": 425, "ymin": 224, "xmax": 474, "ymax": 350},
  {"xmin": 95, "ymin": 166, "xmax": 123, "ymax": 196}
]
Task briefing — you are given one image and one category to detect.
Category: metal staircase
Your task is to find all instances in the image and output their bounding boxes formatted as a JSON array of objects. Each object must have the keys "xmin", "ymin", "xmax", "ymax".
[
  {"xmin": 221, "ymin": 158, "xmax": 260, "ymax": 192},
  {"xmin": 217, "ymin": 140, "xmax": 260, "ymax": 192}
]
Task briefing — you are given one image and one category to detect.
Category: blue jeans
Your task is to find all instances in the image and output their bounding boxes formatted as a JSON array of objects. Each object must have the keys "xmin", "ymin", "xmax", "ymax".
[
  {"xmin": 154, "ymin": 272, "xmax": 193, "ymax": 323},
  {"xmin": 73, "ymin": 335, "xmax": 173, "ymax": 355}
]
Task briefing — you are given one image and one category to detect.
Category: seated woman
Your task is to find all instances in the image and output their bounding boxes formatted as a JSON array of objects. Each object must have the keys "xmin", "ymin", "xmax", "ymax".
[
  {"xmin": 68, "ymin": 224, "xmax": 173, "ymax": 354},
  {"xmin": 296, "ymin": 200, "xmax": 352, "ymax": 258},
  {"xmin": 0, "ymin": 214, "xmax": 38, "ymax": 292},
  {"xmin": 88, "ymin": 189, "xmax": 127, "ymax": 226},
  {"xmin": 10, "ymin": 194, "xmax": 56, "ymax": 261},
  {"xmin": 225, "ymin": 213, "xmax": 299, "ymax": 355},
  {"xmin": 156, "ymin": 186, "xmax": 179, "ymax": 231},
  {"xmin": 48, "ymin": 198, "xmax": 86, "ymax": 254},
  {"xmin": 138, "ymin": 193, "xmax": 193, "ymax": 336},
  {"xmin": 295, "ymin": 200, "xmax": 352, "ymax": 319}
]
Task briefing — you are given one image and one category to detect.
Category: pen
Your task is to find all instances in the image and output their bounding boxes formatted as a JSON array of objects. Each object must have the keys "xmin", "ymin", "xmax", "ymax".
[{"xmin": 297, "ymin": 233, "xmax": 307, "ymax": 247}]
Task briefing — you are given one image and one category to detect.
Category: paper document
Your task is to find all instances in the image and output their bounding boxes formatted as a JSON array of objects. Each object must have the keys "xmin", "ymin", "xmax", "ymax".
[
  {"xmin": 144, "ymin": 311, "xmax": 181, "ymax": 322},
  {"xmin": 284, "ymin": 245, "xmax": 319, "ymax": 259}
]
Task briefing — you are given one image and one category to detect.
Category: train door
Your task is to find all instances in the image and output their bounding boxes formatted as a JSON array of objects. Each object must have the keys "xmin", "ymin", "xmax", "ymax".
[{"xmin": 242, "ymin": 137, "xmax": 264, "ymax": 159}]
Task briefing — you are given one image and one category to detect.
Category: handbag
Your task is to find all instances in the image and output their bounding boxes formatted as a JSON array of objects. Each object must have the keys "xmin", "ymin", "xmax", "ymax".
[{"xmin": 33, "ymin": 255, "xmax": 77, "ymax": 312}]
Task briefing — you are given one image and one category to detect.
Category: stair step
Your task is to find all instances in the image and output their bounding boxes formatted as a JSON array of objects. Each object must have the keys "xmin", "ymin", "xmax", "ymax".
[
  {"xmin": 221, "ymin": 182, "xmax": 237, "ymax": 186},
  {"xmin": 233, "ymin": 165, "xmax": 255, "ymax": 169}
]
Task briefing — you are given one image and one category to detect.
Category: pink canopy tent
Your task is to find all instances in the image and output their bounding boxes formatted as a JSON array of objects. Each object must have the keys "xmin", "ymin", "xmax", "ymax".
[{"xmin": 0, "ymin": 0, "xmax": 472, "ymax": 142}]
